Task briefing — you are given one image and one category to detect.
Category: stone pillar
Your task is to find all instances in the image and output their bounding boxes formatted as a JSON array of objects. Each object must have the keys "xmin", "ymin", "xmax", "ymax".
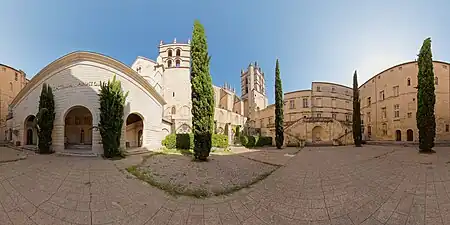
[
  {"xmin": 120, "ymin": 123, "xmax": 126, "ymax": 149},
  {"xmin": 92, "ymin": 129, "xmax": 103, "ymax": 155},
  {"xmin": 226, "ymin": 123, "xmax": 232, "ymax": 146},
  {"xmin": 52, "ymin": 124, "xmax": 65, "ymax": 152}
]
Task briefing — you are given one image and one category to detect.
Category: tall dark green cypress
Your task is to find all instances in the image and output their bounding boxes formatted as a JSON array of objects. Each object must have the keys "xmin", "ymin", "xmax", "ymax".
[
  {"xmin": 36, "ymin": 83, "xmax": 55, "ymax": 154},
  {"xmin": 191, "ymin": 20, "xmax": 214, "ymax": 161},
  {"xmin": 275, "ymin": 59, "xmax": 284, "ymax": 149},
  {"xmin": 352, "ymin": 70, "xmax": 362, "ymax": 147},
  {"xmin": 98, "ymin": 75, "xmax": 128, "ymax": 158},
  {"xmin": 416, "ymin": 37, "xmax": 436, "ymax": 152}
]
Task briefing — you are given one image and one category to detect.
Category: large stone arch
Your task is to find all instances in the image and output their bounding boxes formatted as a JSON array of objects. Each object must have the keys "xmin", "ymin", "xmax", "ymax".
[
  {"xmin": 23, "ymin": 115, "xmax": 37, "ymax": 146},
  {"xmin": 126, "ymin": 112, "xmax": 145, "ymax": 148},
  {"xmin": 63, "ymin": 105, "xmax": 93, "ymax": 150},
  {"xmin": 312, "ymin": 126, "xmax": 325, "ymax": 142}
]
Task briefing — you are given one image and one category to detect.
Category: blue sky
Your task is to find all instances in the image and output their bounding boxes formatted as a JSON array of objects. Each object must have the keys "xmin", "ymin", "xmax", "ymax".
[{"xmin": 1, "ymin": 0, "xmax": 449, "ymax": 103}]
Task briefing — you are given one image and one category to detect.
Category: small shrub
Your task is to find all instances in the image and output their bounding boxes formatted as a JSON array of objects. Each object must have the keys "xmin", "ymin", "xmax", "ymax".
[
  {"xmin": 162, "ymin": 134, "xmax": 176, "ymax": 149},
  {"xmin": 212, "ymin": 134, "xmax": 228, "ymax": 148},
  {"xmin": 246, "ymin": 136, "xmax": 256, "ymax": 148},
  {"xmin": 256, "ymin": 136, "xmax": 272, "ymax": 146},
  {"xmin": 176, "ymin": 133, "xmax": 192, "ymax": 149},
  {"xmin": 240, "ymin": 135, "xmax": 248, "ymax": 146},
  {"xmin": 162, "ymin": 133, "xmax": 228, "ymax": 149}
]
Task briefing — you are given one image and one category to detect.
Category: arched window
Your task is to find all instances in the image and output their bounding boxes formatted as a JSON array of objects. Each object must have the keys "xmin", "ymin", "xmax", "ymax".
[
  {"xmin": 168, "ymin": 49, "xmax": 173, "ymax": 57},
  {"xmin": 171, "ymin": 106, "xmax": 176, "ymax": 114},
  {"xmin": 407, "ymin": 78, "xmax": 411, "ymax": 86},
  {"xmin": 9, "ymin": 82, "xmax": 12, "ymax": 91},
  {"xmin": 176, "ymin": 60, "xmax": 181, "ymax": 67},
  {"xmin": 167, "ymin": 60, "xmax": 172, "ymax": 68},
  {"xmin": 15, "ymin": 73, "xmax": 18, "ymax": 81},
  {"xmin": 176, "ymin": 49, "xmax": 181, "ymax": 56},
  {"xmin": 435, "ymin": 77, "xmax": 439, "ymax": 85}
]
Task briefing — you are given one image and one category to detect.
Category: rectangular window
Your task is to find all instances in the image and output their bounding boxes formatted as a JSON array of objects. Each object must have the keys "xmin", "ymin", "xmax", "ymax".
[
  {"xmin": 380, "ymin": 91, "xmax": 385, "ymax": 100},
  {"xmin": 331, "ymin": 98, "xmax": 336, "ymax": 108},
  {"xmin": 367, "ymin": 112, "xmax": 371, "ymax": 122},
  {"xmin": 302, "ymin": 98, "xmax": 309, "ymax": 108},
  {"xmin": 345, "ymin": 114, "xmax": 351, "ymax": 121},
  {"xmin": 394, "ymin": 104, "xmax": 400, "ymax": 118},
  {"xmin": 316, "ymin": 98, "xmax": 322, "ymax": 107},
  {"xmin": 381, "ymin": 107, "xmax": 387, "ymax": 119},
  {"xmin": 289, "ymin": 100, "xmax": 295, "ymax": 109},
  {"xmin": 332, "ymin": 113, "xmax": 337, "ymax": 119},
  {"xmin": 331, "ymin": 87, "xmax": 336, "ymax": 93},
  {"xmin": 407, "ymin": 112, "xmax": 412, "ymax": 118},
  {"xmin": 316, "ymin": 86, "xmax": 321, "ymax": 92},
  {"xmin": 317, "ymin": 113, "xmax": 322, "ymax": 117},
  {"xmin": 367, "ymin": 97, "xmax": 371, "ymax": 106},
  {"xmin": 446, "ymin": 124, "xmax": 449, "ymax": 132},
  {"xmin": 393, "ymin": 86, "xmax": 399, "ymax": 97}
]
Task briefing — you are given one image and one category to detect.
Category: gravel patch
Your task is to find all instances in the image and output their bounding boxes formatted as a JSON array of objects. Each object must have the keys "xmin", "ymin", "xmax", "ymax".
[{"xmin": 128, "ymin": 152, "xmax": 278, "ymax": 198}]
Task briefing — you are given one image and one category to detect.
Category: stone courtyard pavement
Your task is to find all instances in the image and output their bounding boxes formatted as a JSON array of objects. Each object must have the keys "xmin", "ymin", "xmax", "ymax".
[{"xmin": 1, "ymin": 145, "xmax": 450, "ymax": 224}]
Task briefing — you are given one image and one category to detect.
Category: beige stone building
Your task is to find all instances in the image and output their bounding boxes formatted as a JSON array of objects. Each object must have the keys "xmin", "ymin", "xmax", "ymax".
[
  {"xmin": 255, "ymin": 60, "xmax": 450, "ymax": 145},
  {"xmin": 255, "ymin": 82, "xmax": 354, "ymax": 146},
  {"xmin": 0, "ymin": 64, "xmax": 28, "ymax": 142},
  {"xmin": 360, "ymin": 60, "xmax": 450, "ymax": 142}
]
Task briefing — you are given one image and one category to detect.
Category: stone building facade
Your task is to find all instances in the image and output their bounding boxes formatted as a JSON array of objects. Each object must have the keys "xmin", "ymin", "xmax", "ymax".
[
  {"xmin": 0, "ymin": 64, "xmax": 28, "ymax": 142},
  {"xmin": 256, "ymin": 60, "xmax": 450, "ymax": 145},
  {"xmin": 255, "ymin": 82, "xmax": 353, "ymax": 146},
  {"xmin": 359, "ymin": 60, "xmax": 450, "ymax": 142}
]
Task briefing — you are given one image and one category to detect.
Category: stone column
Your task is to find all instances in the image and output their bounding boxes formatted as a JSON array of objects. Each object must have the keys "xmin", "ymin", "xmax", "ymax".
[
  {"xmin": 52, "ymin": 124, "xmax": 65, "ymax": 152},
  {"xmin": 92, "ymin": 128, "xmax": 103, "ymax": 155},
  {"xmin": 226, "ymin": 123, "xmax": 232, "ymax": 146}
]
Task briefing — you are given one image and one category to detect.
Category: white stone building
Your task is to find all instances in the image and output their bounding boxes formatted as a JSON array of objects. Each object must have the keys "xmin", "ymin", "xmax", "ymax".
[{"xmin": 5, "ymin": 39, "xmax": 260, "ymax": 155}]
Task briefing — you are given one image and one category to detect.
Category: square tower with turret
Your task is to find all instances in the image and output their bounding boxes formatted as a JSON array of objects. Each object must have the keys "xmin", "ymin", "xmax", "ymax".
[{"xmin": 241, "ymin": 62, "xmax": 268, "ymax": 126}]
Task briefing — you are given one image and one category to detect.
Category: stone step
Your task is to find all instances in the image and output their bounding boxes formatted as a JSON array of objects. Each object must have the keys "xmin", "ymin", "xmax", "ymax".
[
  {"xmin": 124, "ymin": 148, "xmax": 150, "ymax": 156},
  {"xmin": 66, "ymin": 144, "xmax": 92, "ymax": 150},
  {"xmin": 56, "ymin": 150, "xmax": 98, "ymax": 157}
]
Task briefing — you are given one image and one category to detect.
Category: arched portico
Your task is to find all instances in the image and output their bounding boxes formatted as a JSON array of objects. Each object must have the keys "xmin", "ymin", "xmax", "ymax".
[
  {"xmin": 64, "ymin": 106, "xmax": 93, "ymax": 150},
  {"xmin": 126, "ymin": 113, "xmax": 144, "ymax": 148}
]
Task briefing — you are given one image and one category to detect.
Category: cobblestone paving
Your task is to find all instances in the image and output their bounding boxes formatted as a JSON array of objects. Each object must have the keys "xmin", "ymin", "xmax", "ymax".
[{"xmin": 1, "ymin": 145, "xmax": 450, "ymax": 224}]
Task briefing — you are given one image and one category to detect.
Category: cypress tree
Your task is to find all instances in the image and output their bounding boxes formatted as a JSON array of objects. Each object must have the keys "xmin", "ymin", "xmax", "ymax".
[
  {"xmin": 98, "ymin": 75, "xmax": 128, "ymax": 158},
  {"xmin": 275, "ymin": 59, "xmax": 284, "ymax": 149},
  {"xmin": 36, "ymin": 83, "xmax": 55, "ymax": 154},
  {"xmin": 352, "ymin": 70, "xmax": 362, "ymax": 147},
  {"xmin": 190, "ymin": 20, "xmax": 214, "ymax": 161},
  {"xmin": 416, "ymin": 37, "xmax": 436, "ymax": 152}
]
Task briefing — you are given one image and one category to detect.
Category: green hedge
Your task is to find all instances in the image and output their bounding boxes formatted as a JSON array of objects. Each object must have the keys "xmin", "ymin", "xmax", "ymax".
[
  {"xmin": 162, "ymin": 133, "xmax": 228, "ymax": 149},
  {"xmin": 240, "ymin": 135, "xmax": 272, "ymax": 148}
]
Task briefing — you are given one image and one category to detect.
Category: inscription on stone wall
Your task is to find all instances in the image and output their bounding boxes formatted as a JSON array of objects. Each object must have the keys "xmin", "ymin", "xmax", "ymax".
[{"xmin": 52, "ymin": 81, "xmax": 104, "ymax": 91}]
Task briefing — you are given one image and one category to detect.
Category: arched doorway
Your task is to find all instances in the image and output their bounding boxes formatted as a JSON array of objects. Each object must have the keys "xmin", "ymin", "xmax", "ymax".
[
  {"xmin": 24, "ymin": 115, "xmax": 37, "ymax": 145},
  {"xmin": 64, "ymin": 106, "xmax": 93, "ymax": 149},
  {"xmin": 407, "ymin": 129, "xmax": 414, "ymax": 141},
  {"xmin": 395, "ymin": 130, "xmax": 401, "ymax": 141},
  {"xmin": 312, "ymin": 126, "xmax": 325, "ymax": 142},
  {"xmin": 126, "ymin": 113, "xmax": 144, "ymax": 148}
]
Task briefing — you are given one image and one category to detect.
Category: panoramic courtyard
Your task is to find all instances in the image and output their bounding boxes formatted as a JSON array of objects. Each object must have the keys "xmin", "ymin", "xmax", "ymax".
[{"xmin": 1, "ymin": 145, "xmax": 450, "ymax": 225}]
